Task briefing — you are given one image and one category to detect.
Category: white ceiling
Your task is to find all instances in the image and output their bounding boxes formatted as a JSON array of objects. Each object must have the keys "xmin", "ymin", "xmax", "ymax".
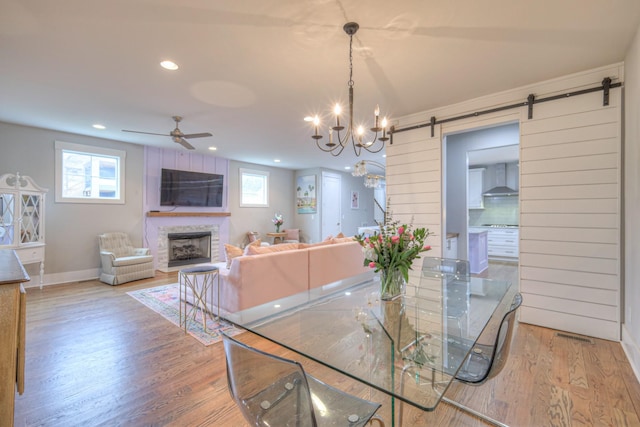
[{"xmin": 1, "ymin": 0, "xmax": 639, "ymax": 172}]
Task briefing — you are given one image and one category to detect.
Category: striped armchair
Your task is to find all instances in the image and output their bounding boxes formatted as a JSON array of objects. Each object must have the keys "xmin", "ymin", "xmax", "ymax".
[{"xmin": 98, "ymin": 232, "xmax": 155, "ymax": 285}]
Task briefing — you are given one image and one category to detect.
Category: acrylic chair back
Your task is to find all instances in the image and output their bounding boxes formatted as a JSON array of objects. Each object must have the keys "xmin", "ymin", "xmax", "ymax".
[
  {"xmin": 222, "ymin": 334, "xmax": 316, "ymax": 426},
  {"xmin": 457, "ymin": 292, "xmax": 523, "ymax": 385}
]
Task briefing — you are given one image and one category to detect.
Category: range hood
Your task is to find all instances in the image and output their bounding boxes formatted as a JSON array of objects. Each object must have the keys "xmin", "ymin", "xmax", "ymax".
[{"xmin": 483, "ymin": 163, "xmax": 518, "ymax": 196}]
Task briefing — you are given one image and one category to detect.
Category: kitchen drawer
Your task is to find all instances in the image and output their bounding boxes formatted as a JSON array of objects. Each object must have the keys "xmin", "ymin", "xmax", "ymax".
[
  {"xmin": 487, "ymin": 236, "xmax": 519, "ymax": 246},
  {"xmin": 488, "ymin": 229, "xmax": 519, "ymax": 237},
  {"xmin": 488, "ymin": 245, "xmax": 519, "ymax": 258}
]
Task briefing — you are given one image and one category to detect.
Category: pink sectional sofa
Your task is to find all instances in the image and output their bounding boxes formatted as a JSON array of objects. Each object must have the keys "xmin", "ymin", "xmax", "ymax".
[{"xmin": 205, "ymin": 240, "xmax": 370, "ymax": 314}]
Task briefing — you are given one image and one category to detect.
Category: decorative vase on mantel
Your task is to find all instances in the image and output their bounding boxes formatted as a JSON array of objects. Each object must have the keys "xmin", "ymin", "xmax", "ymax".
[{"xmin": 380, "ymin": 268, "xmax": 406, "ymax": 301}]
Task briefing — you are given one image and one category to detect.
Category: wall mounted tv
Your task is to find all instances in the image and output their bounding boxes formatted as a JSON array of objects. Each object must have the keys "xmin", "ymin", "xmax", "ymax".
[{"xmin": 160, "ymin": 168, "xmax": 224, "ymax": 207}]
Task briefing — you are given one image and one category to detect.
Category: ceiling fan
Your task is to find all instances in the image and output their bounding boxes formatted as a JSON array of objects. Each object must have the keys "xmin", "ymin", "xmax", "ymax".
[{"xmin": 122, "ymin": 116, "xmax": 212, "ymax": 150}]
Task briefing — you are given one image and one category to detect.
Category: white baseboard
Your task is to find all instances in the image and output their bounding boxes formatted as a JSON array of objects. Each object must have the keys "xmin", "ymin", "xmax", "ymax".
[
  {"xmin": 621, "ymin": 324, "xmax": 640, "ymax": 384},
  {"xmin": 22, "ymin": 268, "xmax": 101, "ymax": 288}
]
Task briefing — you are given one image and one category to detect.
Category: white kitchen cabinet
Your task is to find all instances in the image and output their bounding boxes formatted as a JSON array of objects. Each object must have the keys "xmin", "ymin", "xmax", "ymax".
[
  {"xmin": 468, "ymin": 168, "xmax": 485, "ymax": 209},
  {"xmin": 487, "ymin": 228, "xmax": 519, "ymax": 259},
  {"xmin": 0, "ymin": 173, "xmax": 47, "ymax": 287},
  {"xmin": 444, "ymin": 234, "xmax": 458, "ymax": 259}
]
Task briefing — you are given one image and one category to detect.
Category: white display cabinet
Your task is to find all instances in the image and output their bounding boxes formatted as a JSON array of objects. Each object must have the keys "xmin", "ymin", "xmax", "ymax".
[{"xmin": 0, "ymin": 173, "xmax": 47, "ymax": 287}]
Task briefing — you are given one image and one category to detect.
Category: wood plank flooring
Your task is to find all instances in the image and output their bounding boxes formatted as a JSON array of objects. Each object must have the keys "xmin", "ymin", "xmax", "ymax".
[{"xmin": 13, "ymin": 272, "xmax": 640, "ymax": 426}]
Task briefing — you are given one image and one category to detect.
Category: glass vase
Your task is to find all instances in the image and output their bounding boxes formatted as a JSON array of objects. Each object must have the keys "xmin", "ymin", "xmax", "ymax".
[
  {"xmin": 275, "ymin": 225, "xmax": 280, "ymax": 232},
  {"xmin": 380, "ymin": 268, "xmax": 405, "ymax": 301}
]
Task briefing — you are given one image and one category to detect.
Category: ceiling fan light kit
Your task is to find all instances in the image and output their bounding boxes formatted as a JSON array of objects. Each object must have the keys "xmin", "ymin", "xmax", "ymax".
[
  {"xmin": 308, "ymin": 22, "xmax": 389, "ymax": 157},
  {"xmin": 122, "ymin": 115, "xmax": 212, "ymax": 150}
]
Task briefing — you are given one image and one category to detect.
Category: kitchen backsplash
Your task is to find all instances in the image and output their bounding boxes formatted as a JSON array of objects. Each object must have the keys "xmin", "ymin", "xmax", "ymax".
[{"xmin": 469, "ymin": 196, "xmax": 519, "ymax": 226}]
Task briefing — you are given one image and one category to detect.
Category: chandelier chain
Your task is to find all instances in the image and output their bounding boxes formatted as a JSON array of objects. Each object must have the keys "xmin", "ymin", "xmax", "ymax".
[{"xmin": 348, "ymin": 34, "xmax": 354, "ymax": 88}]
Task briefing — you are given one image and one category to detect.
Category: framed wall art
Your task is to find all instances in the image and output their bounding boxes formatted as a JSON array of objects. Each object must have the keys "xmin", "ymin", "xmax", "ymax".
[{"xmin": 296, "ymin": 175, "xmax": 317, "ymax": 214}]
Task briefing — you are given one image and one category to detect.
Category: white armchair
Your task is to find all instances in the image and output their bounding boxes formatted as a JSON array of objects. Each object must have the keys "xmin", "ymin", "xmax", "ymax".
[{"xmin": 98, "ymin": 232, "xmax": 155, "ymax": 285}]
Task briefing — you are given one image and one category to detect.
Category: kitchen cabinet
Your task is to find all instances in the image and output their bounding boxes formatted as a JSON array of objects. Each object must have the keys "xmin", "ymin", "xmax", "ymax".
[
  {"xmin": 469, "ymin": 230, "xmax": 488, "ymax": 274},
  {"xmin": 444, "ymin": 233, "xmax": 458, "ymax": 259},
  {"xmin": 487, "ymin": 228, "xmax": 519, "ymax": 259},
  {"xmin": 468, "ymin": 168, "xmax": 485, "ymax": 209}
]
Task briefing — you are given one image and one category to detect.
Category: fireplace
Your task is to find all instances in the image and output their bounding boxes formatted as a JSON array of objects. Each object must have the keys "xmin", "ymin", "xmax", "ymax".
[{"xmin": 167, "ymin": 231, "xmax": 211, "ymax": 267}]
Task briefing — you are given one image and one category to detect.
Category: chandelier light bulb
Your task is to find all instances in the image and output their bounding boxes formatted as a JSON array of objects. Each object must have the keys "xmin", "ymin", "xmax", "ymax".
[{"xmin": 306, "ymin": 22, "xmax": 389, "ymax": 157}]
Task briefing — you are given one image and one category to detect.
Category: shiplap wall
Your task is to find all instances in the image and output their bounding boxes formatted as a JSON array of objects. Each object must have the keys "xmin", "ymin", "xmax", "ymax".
[
  {"xmin": 388, "ymin": 64, "xmax": 622, "ymax": 341},
  {"xmin": 386, "ymin": 128, "xmax": 442, "ymax": 291},
  {"xmin": 519, "ymin": 88, "xmax": 621, "ymax": 341}
]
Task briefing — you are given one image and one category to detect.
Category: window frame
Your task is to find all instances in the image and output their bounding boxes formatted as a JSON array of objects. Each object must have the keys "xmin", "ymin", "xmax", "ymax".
[
  {"xmin": 239, "ymin": 168, "xmax": 269, "ymax": 207},
  {"xmin": 54, "ymin": 140, "xmax": 126, "ymax": 204}
]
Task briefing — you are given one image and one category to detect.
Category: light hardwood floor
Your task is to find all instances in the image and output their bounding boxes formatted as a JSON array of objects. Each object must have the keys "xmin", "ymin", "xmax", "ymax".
[{"xmin": 14, "ymin": 272, "xmax": 640, "ymax": 426}]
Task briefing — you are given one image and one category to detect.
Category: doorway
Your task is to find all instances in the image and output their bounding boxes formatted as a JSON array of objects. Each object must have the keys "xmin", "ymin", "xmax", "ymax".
[
  {"xmin": 321, "ymin": 171, "xmax": 342, "ymax": 239},
  {"xmin": 443, "ymin": 122, "xmax": 520, "ymax": 275}
]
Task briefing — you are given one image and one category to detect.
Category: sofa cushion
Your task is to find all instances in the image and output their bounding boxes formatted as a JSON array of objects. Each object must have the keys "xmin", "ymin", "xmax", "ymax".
[
  {"xmin": 111, "ymin": 254, "xmax": 154, "ymax": 267},
  {"xmin": 245, "ymin": 242, "xmax": 299, "ymax": 255}
]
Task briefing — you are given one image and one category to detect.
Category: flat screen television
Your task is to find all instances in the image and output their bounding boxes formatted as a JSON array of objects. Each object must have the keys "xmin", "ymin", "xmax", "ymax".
[{"xmin": 160, "ymin": 168, "xmax": 224, "ymax": 207}]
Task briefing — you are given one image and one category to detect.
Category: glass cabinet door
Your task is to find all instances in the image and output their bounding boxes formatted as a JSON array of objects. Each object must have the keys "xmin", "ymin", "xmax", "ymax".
[
  {"xmin": 0, "ymin": 193, "xmax": 15, "ymax": 245},
  {"xmin": 20, "ymin": 193, "xmax": 42, "ymax": 243}
]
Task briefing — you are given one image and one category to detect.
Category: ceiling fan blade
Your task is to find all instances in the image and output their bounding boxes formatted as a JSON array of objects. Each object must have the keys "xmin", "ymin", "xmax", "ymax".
[
  {"xmin": 122, "ymin": 129, "xmax": 169, "ymax": 136},
  {"xmin": 177, "ymin": 138, "xmax": 195, "ymax": 150},
  {"xmin": 183, "ymin": 132, "xmax": 212, "ymax": 139}
]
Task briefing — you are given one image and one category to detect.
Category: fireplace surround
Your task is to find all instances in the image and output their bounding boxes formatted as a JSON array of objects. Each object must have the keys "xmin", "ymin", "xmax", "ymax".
[
  {"xmin": 157, "ymin": 225, "xmax": 220, "ymax": 272},
  {"xmin": 167, "ymin": 232, "xmax": 211, "ymax": 267}
]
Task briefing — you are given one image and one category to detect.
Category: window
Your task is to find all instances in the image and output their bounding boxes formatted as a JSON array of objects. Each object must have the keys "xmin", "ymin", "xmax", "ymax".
[
  {"xmin": 240, "ymin": 168, "xmax": 269, "ymax": 207},
  {"xmin": 55, "ymin": 141, "xmax": 126, "ymax": 204}
]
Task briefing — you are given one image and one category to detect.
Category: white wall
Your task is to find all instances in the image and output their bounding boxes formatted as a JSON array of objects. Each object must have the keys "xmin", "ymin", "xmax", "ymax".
[
  {"xmin": 0, "ymin": 122, "xmax": 145, "ymax": 286},
  {"xmin": 227, "ymin": 160, "xmax": 295, "ymax": 247},
  {"xmin": 623, "ymin": 25, "xmax": 640, "ymax": 379}
]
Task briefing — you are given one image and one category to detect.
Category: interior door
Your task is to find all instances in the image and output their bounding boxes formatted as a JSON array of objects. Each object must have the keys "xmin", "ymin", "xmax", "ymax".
[{"xmin": 321, "ymin": 172, "xmax": 341, "ymax": 239}]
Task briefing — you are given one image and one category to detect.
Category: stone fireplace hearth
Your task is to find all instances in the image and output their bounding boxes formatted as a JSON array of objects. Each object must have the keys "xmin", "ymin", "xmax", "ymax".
[{"xmin": 157, "ymin": 225, "xmax": 220, "ymax": 272}]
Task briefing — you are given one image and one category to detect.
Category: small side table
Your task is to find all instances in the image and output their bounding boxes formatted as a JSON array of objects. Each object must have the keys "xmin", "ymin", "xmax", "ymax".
[
  {"xmin": 266, "ymin": 232, "xmax": 287, "ymax": 244},
  {"xmin": 179, "ymin": 265, "xmax": 220, "ymax": 333}
]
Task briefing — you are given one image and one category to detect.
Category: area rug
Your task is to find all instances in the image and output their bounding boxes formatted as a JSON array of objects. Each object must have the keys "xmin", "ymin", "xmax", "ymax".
[{"xmin": 127, "ymin": 283, "xmax": 242, "ymax": 346}]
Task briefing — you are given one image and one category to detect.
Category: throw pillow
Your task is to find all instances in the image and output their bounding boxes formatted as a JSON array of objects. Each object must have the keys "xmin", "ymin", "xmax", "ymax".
[
  {"xmin": 336, "ymin": 232, "xmax": 345, "ymax": 238},
  {"xmin": 331, "ymin": 237, "xmax": 355, "ymax": 244},
  {"xmin": 243, "ymin": 239, "xmax": 261, "ymax": 255},
  {"xmin": 245, "ymin": 242, "xmax": 300, "ymax": 255},
  {"xmin": 224, "ymin": 244, "xmax": 244, "ymax": 269}
]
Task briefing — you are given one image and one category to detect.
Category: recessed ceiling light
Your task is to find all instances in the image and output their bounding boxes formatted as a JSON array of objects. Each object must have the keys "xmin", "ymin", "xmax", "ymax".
[
  {"xmin": 344, "ymin": 166, "xmax": 351, "ymax": 170},
  {"xmin": 208, "ymin": 146, "xmax": 217, "ymax": 151},
  {"xmin": 92, "ymin": 124, "xmax": 106, "ymax": 130},
  {"xmin": 160, "ymin": 60, "xmax": 179, "ymax": 71},
  {"xmin": 274, "ymin": 159, "xmax": 281, "ymax": 163},
  {"xmin": 303, "ymin": 116, "xmax": 314, "ymax": 122}
]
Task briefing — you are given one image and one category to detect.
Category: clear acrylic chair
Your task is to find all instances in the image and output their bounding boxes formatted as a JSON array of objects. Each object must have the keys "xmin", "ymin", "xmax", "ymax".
[
  {"xmin": 422, "ymin": 257, "xmax": 471, "ymax": 337},
  {"xmin": 399, "ymin": 292, "xmax": 523, "ymax": 427},
  {"xmin": 222, "ymin": 333, "xmax": 385, "ymax": 427}
]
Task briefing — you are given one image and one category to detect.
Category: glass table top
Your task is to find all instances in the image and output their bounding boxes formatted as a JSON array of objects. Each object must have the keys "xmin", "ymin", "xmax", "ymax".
[{"xmin": 225, "ymin": 271, "xmax": 515, "ymax": 413}]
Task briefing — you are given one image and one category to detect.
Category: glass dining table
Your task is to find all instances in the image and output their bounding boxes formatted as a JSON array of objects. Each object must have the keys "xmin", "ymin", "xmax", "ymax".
[{"xmin": 225, "ymin": 270, "xmax": 515, "ymax": 425}]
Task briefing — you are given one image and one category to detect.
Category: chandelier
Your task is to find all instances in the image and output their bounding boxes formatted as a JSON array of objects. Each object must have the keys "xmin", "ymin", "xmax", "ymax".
[
  {"xmin": 352, "ymin": 160, "xmax": 385, "ymax": 188},
  {"xmin": 307, "ymin": 22, "xmax": 389, "ymax": 157}
]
